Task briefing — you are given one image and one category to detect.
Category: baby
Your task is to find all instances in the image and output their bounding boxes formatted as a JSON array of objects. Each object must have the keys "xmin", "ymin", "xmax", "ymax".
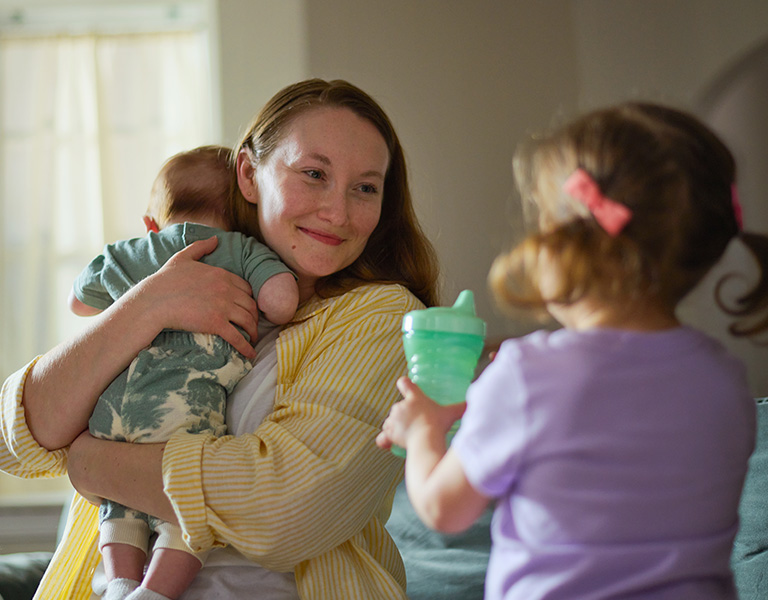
[{"xmin": 69, "ymin": 145, "xmax": 299, "ymax": 600}]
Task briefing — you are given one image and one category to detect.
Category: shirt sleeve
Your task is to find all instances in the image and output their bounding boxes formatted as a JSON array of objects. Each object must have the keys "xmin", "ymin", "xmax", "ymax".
[
  {"xmin": 451, "ymin": 341, "xmax": 530, "ymax": 499},
  {"xmin": 0, "ymin": 357, "xmax": 69, "ymax": 478},
  {"xmin": 162, "ymin": 285, "xmax": 420, "ymax": 571},
  {"xmin": 72, "ymin": 253, "xmax": 116, "ymax": 311},
  {"xmin": 73, "ymin": 234, "xmax": 182, "ymax": 310}
]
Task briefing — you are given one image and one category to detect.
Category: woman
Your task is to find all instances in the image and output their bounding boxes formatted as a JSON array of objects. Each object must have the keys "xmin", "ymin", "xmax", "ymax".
[{"xmin": 0, "ymin": 79, "xmax": 439, "ymax": 600}]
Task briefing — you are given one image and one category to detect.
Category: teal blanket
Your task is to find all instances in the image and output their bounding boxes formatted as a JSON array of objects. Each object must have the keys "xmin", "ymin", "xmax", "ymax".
[
  {"xmin": 386, "ymin": 480, "xmax": 492, "ymax": 599},
  {"xmin": 731, "ymin": 397, "xmax": 768, "ymax": 599}
]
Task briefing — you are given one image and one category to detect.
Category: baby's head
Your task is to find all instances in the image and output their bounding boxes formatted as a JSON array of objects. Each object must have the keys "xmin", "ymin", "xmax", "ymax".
[
  {"xmin": 147, "ymin": 145, "xmax": 234, "ymax": 230},
  {"xmin": 492, "ymin": 102, "xmax": 740, "ymax": 317}
]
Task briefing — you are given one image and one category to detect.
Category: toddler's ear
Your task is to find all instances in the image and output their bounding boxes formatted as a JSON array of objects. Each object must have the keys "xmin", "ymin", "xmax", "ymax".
[
  {"xmin": 236, "ymin": 149, "xmax": 259, "ymax": 205},
  {"xmin": 143, "ymin": 215, "xmax": 160, "ymax": 233}
]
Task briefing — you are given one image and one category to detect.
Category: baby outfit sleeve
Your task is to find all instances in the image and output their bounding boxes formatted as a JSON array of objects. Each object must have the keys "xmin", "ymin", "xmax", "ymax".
[
  {"xmin": 72, "ymin": 253, "xmax": 116, "ymax": 311},
  {"xmin": 73, "ymin": 233, "xmax": 181, "ymax": 310},
  {"xmin": 451, "ymin": 341, "xmax": 530, "ymax": 499}
]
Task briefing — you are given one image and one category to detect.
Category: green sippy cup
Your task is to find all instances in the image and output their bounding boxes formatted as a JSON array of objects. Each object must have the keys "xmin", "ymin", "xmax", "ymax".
[{"xmin": 392, "ymin": 290, "xmax": 486, "ymax": 457}]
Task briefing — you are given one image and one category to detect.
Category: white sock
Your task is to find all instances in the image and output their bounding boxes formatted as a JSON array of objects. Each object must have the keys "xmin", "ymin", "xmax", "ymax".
[
  {"xmin": 125, "ymin": 587, "xmax": 173, "ymax": 600},
  {"xmin": 103, "ymin": 578, "xmax": 141, "ymax": 600}
]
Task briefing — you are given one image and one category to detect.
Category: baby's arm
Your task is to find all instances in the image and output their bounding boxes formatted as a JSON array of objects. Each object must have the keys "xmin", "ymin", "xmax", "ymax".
[
  {"xmin": 257, "ymin": 271, "xmax": 299, "ymax": 325},
  {"xmin": 377, "ymin": 377, "xmax": 491, "ymax": 533},
  {"xmin": 67, "ymin": 288, "xmax": 104, "ymax": 317}
]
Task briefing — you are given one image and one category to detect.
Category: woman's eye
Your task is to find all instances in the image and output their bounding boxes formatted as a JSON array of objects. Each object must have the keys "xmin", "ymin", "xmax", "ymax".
[
  {"xmin": 359, "ymin": 183, "xmax": 379, "ymax": 195},
  {"xmin": 305, "ymin": 169, "xmax": 323, "ymax": 180}
]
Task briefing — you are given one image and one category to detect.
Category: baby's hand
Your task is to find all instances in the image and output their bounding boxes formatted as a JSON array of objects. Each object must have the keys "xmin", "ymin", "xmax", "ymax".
[{"xmin": 376, "ymin": 377, "xmax": 466, "ymax": 451}]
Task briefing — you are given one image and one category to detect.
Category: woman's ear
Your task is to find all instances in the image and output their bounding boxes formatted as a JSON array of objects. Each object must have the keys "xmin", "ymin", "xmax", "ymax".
[{"xmin": 236, "ymin": 149, "xmax": 259, "ymax": 206}]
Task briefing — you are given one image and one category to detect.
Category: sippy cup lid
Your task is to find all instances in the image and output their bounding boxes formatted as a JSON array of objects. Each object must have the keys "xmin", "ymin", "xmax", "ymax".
[{"xmin": 402, "ymin": 290, "xmax": 486, "ymax": 337}]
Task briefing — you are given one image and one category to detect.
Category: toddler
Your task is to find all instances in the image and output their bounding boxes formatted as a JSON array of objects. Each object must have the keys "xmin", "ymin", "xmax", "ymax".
[
  {"xmin": 378, "ymin": 103, "xmax": 768, "ymax": 599},
  {"xmin": 69, "ymin": 145, "xmax": 299, "ymax": 600}
]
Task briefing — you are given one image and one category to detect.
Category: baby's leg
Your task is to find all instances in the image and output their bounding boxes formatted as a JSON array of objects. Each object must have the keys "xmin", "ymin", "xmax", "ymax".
[
  {"xmin": 138, "ymin": 548, "xmax": 203, "ymax": 599},
  {"xmin": 102, "ymin": 542, "xmax": 146, "ymax": 582},
  {"xmin": 130, "ymin": 520, "xmax": 205, "ymax": 600},
  {"xmin": 98, "ymin": 501, "xmax": 151, "ymax": 600}
]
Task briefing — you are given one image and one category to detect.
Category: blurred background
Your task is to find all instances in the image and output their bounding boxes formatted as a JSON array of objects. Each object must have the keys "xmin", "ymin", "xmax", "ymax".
[{"xmin": 2, "ymin": 0, "xmax": 768, "ymax": 546}]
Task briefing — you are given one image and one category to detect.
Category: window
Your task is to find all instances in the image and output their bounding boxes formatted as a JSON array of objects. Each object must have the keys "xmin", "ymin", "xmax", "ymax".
[
  {"xmin": 0, "ymin": 2, "xmax": 218, "ymax": 510},
  {"xmin": 0, "ymin": 2, "xmax": 217, "ymax": 380}
]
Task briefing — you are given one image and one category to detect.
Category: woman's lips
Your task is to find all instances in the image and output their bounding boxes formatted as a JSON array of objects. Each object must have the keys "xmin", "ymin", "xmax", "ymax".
[{"xmin": 299, "ymin": 226, "xmax": 344, "ymax": 246}]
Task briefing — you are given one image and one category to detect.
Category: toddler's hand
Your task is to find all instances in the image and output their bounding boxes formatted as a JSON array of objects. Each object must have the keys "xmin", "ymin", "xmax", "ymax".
[{"xmin": 376, "ymin": 377, "xmax": 466, "ymax": 451}]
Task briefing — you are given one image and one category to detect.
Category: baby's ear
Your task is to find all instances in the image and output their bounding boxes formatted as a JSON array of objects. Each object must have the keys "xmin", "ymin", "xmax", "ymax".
[
  {"xmin": 236, "ymin": 149, "xmax": 259, "ymax": 205},
  {"xmin": 143, "ymin": 215, "xmax": 160, "ymax": 233}
]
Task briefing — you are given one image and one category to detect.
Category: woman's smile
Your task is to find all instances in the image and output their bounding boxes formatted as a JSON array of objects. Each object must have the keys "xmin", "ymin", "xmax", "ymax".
[{"xmin": 298, "ymin": 225, "xmax": 345, "ymax": 246}]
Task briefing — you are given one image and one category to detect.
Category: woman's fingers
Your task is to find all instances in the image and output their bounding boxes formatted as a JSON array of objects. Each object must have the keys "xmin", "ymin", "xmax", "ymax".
[
  {"xmin": 145, "ymin": 238, "xmax": 261, "ymax": 351},
  {"xmin": 115, "ymin": 238, "xmax": 261, "ymax": 358},
  {"xmin": 217, "ymin": 321, "xmax": 258, "ymax": 359},
  {"xmin": 172, "ymin": 235, "xmax": 219, "ymax": 262}
]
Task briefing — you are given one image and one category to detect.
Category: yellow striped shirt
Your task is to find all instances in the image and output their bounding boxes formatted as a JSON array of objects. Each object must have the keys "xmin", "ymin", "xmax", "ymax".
[{"xmin": 0, "ymin": 283, "xmax": 422, "ymax": 599}]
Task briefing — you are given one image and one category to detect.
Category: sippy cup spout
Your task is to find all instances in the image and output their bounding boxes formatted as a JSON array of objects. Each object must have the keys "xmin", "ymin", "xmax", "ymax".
[
  {"xmin": 402, "ymin": 289, "xmax": 485, "ymax": 337},
  {"xmin": 452, "ymin": 289, "xmax": 476, "ymax": 316}
]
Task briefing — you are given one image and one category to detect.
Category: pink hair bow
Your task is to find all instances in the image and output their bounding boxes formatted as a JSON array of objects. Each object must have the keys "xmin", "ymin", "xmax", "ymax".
[
  {"xmin": 731, "ymin": 183, "xmax": 743, "ymax": 230},
  {"xmin": 563, "ymin": 169, "xmax": 633, "ymax": 236}
]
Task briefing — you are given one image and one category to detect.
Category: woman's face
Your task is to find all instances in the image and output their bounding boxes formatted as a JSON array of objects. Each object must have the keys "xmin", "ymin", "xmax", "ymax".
[{"xmin": 243, "ymin": 107, "xmax": 389, "ymax": 300}]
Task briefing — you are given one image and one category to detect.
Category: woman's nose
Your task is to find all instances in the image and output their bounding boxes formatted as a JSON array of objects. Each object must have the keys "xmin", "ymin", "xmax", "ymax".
[{"xmin": 318, "ymin": 188, "xmax": 349, "ymax": 225}]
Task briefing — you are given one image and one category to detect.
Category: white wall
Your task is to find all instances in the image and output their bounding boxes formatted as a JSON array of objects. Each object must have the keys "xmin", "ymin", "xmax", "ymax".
[
  {"xmin": 572, "ymin": 0, "xmax": 768, "ymax": 110},
  {"xmin": 212, "ymin": 0, "xmax": 307, "ymax": 146},
  {"xmin": 0, "ymin": 0, "xmax": 764, "ymax": 382}
]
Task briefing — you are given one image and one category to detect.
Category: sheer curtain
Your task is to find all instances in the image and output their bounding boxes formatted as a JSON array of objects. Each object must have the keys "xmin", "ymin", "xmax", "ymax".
[{"xmin": 0, "ymin": 30, "xmax": 215, "ymax": 380}]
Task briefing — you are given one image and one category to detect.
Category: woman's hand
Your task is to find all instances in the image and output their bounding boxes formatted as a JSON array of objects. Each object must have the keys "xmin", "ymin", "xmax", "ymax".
[
  {"xmin": 376, "ymin": 377, "xmax": 466, "ymax": 451},
  {"xmin": 131, "ymin": 236, "xmax": 260, "ymax": 358},
  {"xmin": 25, "ymin": 236, "xmax": 260, "ymax": 451}
]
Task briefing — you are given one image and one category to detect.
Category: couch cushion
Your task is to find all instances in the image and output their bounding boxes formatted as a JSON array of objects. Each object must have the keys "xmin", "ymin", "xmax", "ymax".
[{"xmin": 0, "ymin": 551, "xmax": 52, "ymax": 600}]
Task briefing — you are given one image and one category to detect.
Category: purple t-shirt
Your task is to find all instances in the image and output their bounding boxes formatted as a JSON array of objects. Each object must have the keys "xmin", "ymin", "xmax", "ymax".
[{"xmin": 452, "ymin": 326, "xmax": 755, "ymax": 600}]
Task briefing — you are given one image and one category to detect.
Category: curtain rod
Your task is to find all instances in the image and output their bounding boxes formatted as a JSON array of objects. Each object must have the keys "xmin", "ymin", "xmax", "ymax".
[{"xmin": 0, "ymin": 2, "xmax": 207, "ymax": 36}]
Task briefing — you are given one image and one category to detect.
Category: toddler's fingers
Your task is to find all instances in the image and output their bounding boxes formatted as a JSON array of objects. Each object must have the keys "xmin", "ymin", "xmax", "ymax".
[
  {"xmin": 396, "ymin": 376, "xmax": 417, "ymax": 397},
  {"xmin": 445, "ymin": 401, "xmax": 467, "ymax": 422},
  {"xmin": 375, "ymin": 430, "xmax": 392, "ymax": 450}
]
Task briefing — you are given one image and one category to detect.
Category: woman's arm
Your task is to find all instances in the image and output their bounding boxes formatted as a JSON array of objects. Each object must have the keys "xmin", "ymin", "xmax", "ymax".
[
  {"xmin": 24, "ymin": 237, "xmax": 260, "ymax": 451},
  {"xmin": 68, "ymin": 432, "xmax": 177, "ymax": 523}
]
